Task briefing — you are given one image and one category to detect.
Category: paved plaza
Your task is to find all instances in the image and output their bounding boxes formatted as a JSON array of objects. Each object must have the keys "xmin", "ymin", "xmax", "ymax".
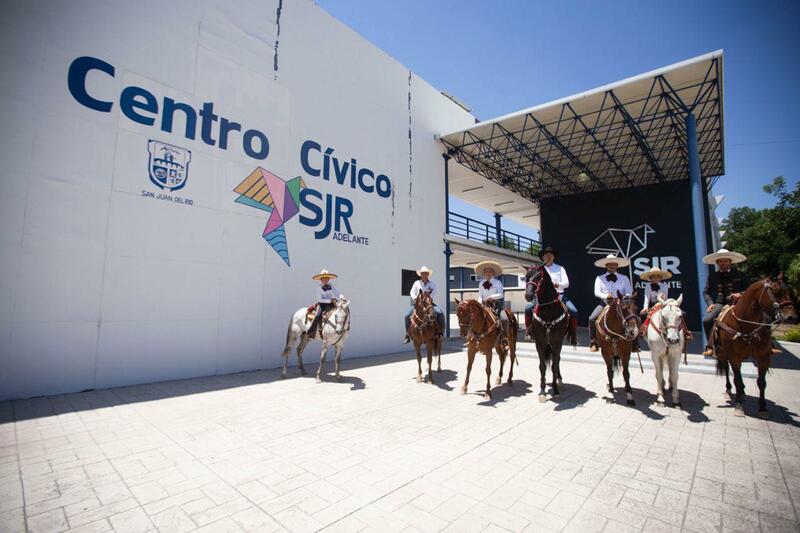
[{"xmin": 2, "ymin": 342, "xmax": 800, "ymax": 533}]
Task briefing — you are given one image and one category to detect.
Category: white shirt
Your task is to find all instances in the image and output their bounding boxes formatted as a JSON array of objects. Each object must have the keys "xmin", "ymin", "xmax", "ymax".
[
  {"xmin": 545, "ymin": 263, "xmax": 569, "ymax": 294},
  {"xmin": 642, "ymin": 281, "xmax": 669, "ymax": 311},
  {"xmin": 478, "ymin": 277, "xmax": 504, "ymax": 302},
  {"xmin": 316, "ymin": 283, "xmax": 341, "ymax": 304},
  {"xmin": 594, "ymin": 271, "xmax": 633, "ymax": 301},
  {"xmin": 410, "ymin": 279, "xmax": 437, "ymax": 302}
]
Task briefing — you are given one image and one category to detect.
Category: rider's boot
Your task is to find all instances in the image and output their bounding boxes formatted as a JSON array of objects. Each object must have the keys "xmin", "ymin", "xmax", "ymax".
[{"xmin": 403, "ymin": 334, "xmax": 411, "ymax": 344}]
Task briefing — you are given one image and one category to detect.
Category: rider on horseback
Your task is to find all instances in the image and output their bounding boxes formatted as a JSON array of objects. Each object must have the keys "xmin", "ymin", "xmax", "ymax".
[
  {"xmin": 701, "ymin": 249, "xmax": 750, "ymax": 356},
  {"xmin": 524, "ymin": 246, "xmax": 577, "ymax": 341},
  {"xmin": 308, "ymin": 269, "xmax": 340, "ymax": 339},
  {"xmin": 476, "ymin": 260, "xmax": 509, "ymax": 346},
  {"xmin": 403, "ymin": 266, "xmax": 446, "ymax": 344},
  {"xmin": 589, "ymin": 254, "xmax": 632, "ymax": 352}
]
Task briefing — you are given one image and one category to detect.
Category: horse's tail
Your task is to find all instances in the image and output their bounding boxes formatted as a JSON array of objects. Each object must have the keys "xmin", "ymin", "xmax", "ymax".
[
  {"xmin": 715, "ymin": 354, "xmax": 727, "ymax": 376},
  {"xmin": 282, "ymin": 314, "xmax": 297, "ymax": 355},
  {"xmin": 566, "ymin": 316, "xmax": 578, "ymax": 347},
  {"xmin": 612, "ymin": 354, "xmax": 621, "ymax": 373},
  {"xmin": 542, "ymin": 345, "xmax": 552, "ymax": 366}
]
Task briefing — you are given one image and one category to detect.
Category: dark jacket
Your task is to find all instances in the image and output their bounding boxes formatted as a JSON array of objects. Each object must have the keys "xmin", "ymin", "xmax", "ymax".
[{"xmin": 703, "ymin": 269, "xmax": 750, "ymax": 306}]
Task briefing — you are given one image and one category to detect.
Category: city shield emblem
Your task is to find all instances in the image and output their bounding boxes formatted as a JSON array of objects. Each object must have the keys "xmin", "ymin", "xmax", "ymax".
[{"xmin": 147, "ymin": 140, "xmax": 191, "ymax": 192}]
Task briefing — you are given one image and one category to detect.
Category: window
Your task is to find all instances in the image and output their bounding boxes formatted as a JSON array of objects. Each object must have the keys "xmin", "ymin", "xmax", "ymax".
[{"xmin": 401, "ymin": 269, "xmax": 417, "ymax": 296}]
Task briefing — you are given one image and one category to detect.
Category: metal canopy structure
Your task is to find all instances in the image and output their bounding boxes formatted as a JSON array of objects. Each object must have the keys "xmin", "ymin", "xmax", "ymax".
[{"xmin": 439, "ymin": 51, "xmax": 725, "ymax": 203}]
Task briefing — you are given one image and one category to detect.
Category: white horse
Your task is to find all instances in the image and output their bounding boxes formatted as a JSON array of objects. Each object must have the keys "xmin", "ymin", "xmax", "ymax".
[
  {"xmin": 281, "ymin": 298, "xmax": 351, "ymax": 383},
  {"xmin": 645, "ymin": 294, "xmax": 685, "ymax": 406}
]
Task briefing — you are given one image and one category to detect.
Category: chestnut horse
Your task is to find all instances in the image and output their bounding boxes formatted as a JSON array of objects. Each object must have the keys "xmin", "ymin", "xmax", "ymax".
[
  {"xmin": 409, "ymin": 291, "xmax": 442, "ymax": 384},
  {"xmin": 713, "ymin": 274, "xmax": 797, "ymax": 418},
  {"xmin": 595, "ymin": 291, "xmax": 640, "ymax": 406},
  {"xmin": 455, "ymin": 299, "xmax": 518, "ymax": 399},
  {"xmin": 524, "ymin": 264, "xmax": 577, "ymax": 402}
]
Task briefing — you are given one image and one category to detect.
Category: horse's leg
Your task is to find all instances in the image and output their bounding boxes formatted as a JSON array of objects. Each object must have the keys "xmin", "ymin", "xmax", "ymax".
[
  {"xmin": 281, "ymin": 325, "xmax": 297, "ymax": 379},
  {"xmin": 415, "ymin": 339, "xmax": 423, "ymax": 383},
  {"xmin": 622, "ymin": 351, "xmax": 634, "ymax": 406},
  {"xmin": 437, "ymin": 336, "xmax": 442, "ymax": 373},
  {"xmin": 334, "ymin": 343, "xmax": 343, "ymax": 382},
  {"xmin": 460, "ymin": 346, "xmax": 476, "ymax": 395},
  {"xmin": 551, "ymin": 342, "xmax": 562, "ymax": 398},
  {"xmin": 496, "ymin": 346, "xmax": 506, "ymax": 385},
  {"xmin": 536, "ymin": 338, "xmax": 548, "ymax": 402},
  {"xmin": 483, "ymin": 348, "xmax": 493, "ymax": 401},
  {"xmin": 296, "ymin": 335, "xmax": 310, "ymax": 376},
  {"xmin": 506, "ymin": 338, "xmax": 516, "ymax": 386},
  {"xmin": 316, "ymin": 343, "xmax": 328, "ymax": 383},
  {"xmin": 426, "ymin": 340, "xmax": 434, "ymax": 384},
  {"xmin": 652, "ymin": 346, "xmax": 665, "ymax": 404},
  {"xmin": 604, "ymin": 349, "xmax": 615, "ymax": 399},
  {"xmin": 669, "ymin": 348, "xmax": 680, "ymax": 407},
  {"xmin": 731, "ymin": 360, "xmax": 746, "ymax": 416},
  {"xmin": 756, "ymin": 356, "xmax": 769, "ymax": 419},
  {"xmin": 723, "ymin": 357, "xmax": 733, "ymax": 400}
]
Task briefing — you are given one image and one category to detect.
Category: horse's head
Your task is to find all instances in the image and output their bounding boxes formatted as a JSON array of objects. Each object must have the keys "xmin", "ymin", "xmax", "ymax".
[
  {"xmin": 333, "ymin": 298, "xmax": 350, "ymax": 334},
  {"xmin": 659, "ymin": 294, "xmax": 684, "ymax": 345},
  {"xmin": 762, "ymin": 273, "xmax": 798, "ymax": 324},
  {"xmin": 524, "ymin": 265, "xmax": 543, "ymax": 302},
  {"xmin": 414, "ymin": 291, "xmax": 435, "ymax": 326},
  {"xmin": 617, "ymin": 290, "xmax": 640, "ymax": 339},
  {"xmin": 455, "ymin": 298, "xmax": 471, "ymax": 336}
]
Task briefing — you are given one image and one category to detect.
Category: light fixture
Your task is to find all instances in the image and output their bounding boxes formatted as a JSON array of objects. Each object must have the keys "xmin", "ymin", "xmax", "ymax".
[
  {"xmin": 577, "ymin": 172, "xmax": 590, "ymax": 182},
  {"xmin": 494, "ymin": 200, "xmax": 513, "ymax": 207},
  {"xmin": 461, "ymin": 185, "xmax": 484, "ymax": 193}
]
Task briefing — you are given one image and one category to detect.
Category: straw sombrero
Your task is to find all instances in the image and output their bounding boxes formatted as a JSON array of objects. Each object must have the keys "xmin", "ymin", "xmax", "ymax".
[
  {"xmin": 593, "ymin": 254, "xmax": 630, "ymax": 268},
  {"xmin": 639, "ymin": 266, "xmax": 673, "ymax": 281},
  {"xmin": 311, "ymin": 269, "xmax": 338, "ymax": 280},
  {"xmin": 416, "ymin": 266, "xmax": 433, "ymax": 276},
  {"xmin": 474, "ymin": 260, "xmax": 503, "ymax": 276},
  {"xmin": 703, "ymin": 248, "xmax": 747, "ymax": 265}
]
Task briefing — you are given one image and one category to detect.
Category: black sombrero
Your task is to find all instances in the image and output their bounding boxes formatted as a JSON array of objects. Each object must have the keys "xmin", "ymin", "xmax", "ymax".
[{"xmin": 538, "ymin": 245, "xmax": 558, "ymax": 261}]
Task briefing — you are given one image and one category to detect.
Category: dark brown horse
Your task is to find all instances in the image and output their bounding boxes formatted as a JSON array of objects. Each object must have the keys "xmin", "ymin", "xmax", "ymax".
[
  {"xmin": 409, "ymin": 291, "xmax": 442, "ymax": 383},
  {"xmin": 713, "ymin": 274, "xmax": 797, "ymax": 417},
  {"xmin": 595, "ymin": 291, "xmax": 640, "ymax": 406},
  {"xmin": 525, "ymin": 264, "xmax": 577, "ymax": 402},
  {"xmin": 455, "ymin": 299, "xmax": 518, "ymax": 399}
]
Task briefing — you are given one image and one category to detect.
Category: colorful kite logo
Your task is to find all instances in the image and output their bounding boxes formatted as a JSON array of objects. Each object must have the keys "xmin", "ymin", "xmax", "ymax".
[{"xmin": 234, "ymin": 168, "xmax": 306, "ymax": 266}]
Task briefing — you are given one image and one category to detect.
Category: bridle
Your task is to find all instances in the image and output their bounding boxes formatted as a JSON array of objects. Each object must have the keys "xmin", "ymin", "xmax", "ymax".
[
  {"xmin": 599, "ymin": 296, "xmax": 640, "ymax": 343},
  {"xmin": 324, "ymin": 301, "xmax": 351, "ymax": 345},
  {"xmin": 718, "ymin": 280, "xmax": 795, "ymax": 344},
  {"xmin": 465, "ymin": 301, "xmax": 500, "ymax": 344},
  {"xmin": 411, "ymin": 295, "xmax": 436, "ymax": 331},
  {"xmin": 647, "ymin": 302, "xmax": 688, "ymax": 364}
]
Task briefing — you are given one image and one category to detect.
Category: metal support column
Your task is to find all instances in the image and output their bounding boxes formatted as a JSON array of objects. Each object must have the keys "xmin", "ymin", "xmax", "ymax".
[
  {"xmin": 687, "ymin": 112, "xmax": 709, "ymax": 341},
  {"xmin": 701, "ymin": 175, "xmax": 714, "ymax": 254},
  {"xmin": 494, "ymin": 212, "xmax": 503, "ymax": 247},
  {"xmin": 443, "ymin": 153, "xmax": 453, "ymax": 338}
]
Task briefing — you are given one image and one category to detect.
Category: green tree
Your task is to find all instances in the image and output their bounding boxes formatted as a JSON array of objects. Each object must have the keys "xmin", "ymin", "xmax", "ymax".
[{"xmin": 721, "ymin": 176, "xmax": 800, "ymax": 278}]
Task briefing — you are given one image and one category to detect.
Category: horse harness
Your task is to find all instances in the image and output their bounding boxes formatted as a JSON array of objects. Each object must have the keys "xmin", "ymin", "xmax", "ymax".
[
  {"xmin": 532, "ymin": 298, "xmax": 568, "ymax": 344},
  {"xmin": 645, "ymin": 303, "xmax": 689, "ymax": 365},
  {"xmin": 466, "ymin": 303, "xmax": 502, "ymax": 345},
  {"xmin": 596, "ymin": 298, "xmax": 640, "ymax": 358},
  {"xmin": 714, "ymin": 280, "xmax": 791, "ymax": 346}
]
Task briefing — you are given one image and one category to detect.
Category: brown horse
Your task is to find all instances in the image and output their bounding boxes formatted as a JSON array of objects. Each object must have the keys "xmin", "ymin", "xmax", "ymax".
[
  {"xmin": 455, "ymin": 299, "xmax": 518, "ymax": 399},
  {"xmin": 524, "ymin": 264, "xmax": 577, "ymax": 402},
  {"xmin": 713, "ymin": 274, "xmax": 797, "ymax": 418},
  {"xmin": 595, "ymin": 291, "xmax": 640, "ymax": 406},
  {"xmin": 409, "ymin": 291, "xmax": 442, "ymax": 383}
]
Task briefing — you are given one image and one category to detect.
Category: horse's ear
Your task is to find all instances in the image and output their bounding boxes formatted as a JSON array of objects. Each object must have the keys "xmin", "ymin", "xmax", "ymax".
[
  {"xmin": 342, "ymin": 299, "xmax": 350, "ymax": 308},
  {"xmin": 454, "ymin": 297, "xmax": 460, "ymax": 304},
  {"xmin": 676, "ymin": 294, "xmax": 683, "ymax": 306},
  {"xmin": 631, "ymin": 290, "xmax": 638, "ymax": 300},
  {"xmin": 657, "ymin": 293, "xmax": 666, "ymax": 304}
]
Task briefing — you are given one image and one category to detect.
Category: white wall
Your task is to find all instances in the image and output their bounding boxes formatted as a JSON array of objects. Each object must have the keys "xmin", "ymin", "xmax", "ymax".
[{"xmin": 0, "ymin": 0, "xmax": 477, "ymax": 399}]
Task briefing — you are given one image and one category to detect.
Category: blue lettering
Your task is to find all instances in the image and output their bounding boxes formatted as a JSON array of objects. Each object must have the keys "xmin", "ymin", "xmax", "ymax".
[
  {"xmin": 243, "ymin": 129, "xmax": 269, "ymax": 160},
  {"xmin": 299, "ymin": 188, "xmax": 323, "ymax": 228},
  {"xmin": 357, "ymin": 168, "xmax": 374, "ymax": 193},
  {"xmin": 120, "ymin": 86, "xmax": 157, "ymax": 126},
  {"xmin": 68, "ymin": 56, "xmax": 114, "ymax": 112},
  {"xmin": 199, "ymin": 102, "xmax": 218, "ymax": 146},
  {"xmin": 161, "ymin": 97, "xmax": 197, "ymax": 139},
  {"xmin": 300, "ymin": 140, "xmax": 321, "ymax": 176},
  {"xmin": 332, "ymin": 157, "xmax": 349, "ymax": 186},
  {"xmin": 334, "ymin": 197, "xmax": 353, "ymax": 234},
  {"xmin": 218, "ymin": 118, "xmax": 241, "ymax": 150},
  {"xmin": 376, "ymin": 174, "xmax": 392, "ymax": 198}
]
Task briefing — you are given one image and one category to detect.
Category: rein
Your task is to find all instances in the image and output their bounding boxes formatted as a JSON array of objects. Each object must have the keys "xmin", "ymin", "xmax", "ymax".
[
  {"xmin": 466, "ymin": 302, "xmax": 500, "ymax": 344},
  {"xmin": 598, "ymin": 300, "xmax": 640, "ymax": 342},
  {"xmin": 324, "ymin": 305, "xmax": 350, "ymax": 346},
  {"xmin": 717, "ymin": 280, "xmax": 789, "ymax": 345}
]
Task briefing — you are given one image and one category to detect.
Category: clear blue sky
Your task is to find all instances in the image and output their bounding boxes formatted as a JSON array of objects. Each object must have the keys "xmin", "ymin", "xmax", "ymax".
[{"xmin": 318, "ymin": 0, "xmax": 800, "ymax": 239}]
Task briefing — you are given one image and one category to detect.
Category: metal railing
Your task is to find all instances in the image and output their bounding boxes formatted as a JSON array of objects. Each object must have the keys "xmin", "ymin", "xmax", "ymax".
[{"xmin": 448, "ymin": 212, "xmax": 541, "ymax": 257}]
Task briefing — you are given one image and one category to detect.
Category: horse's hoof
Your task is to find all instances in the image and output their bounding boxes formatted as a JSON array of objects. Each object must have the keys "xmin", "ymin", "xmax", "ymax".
[
  {"xmin": 506, "ymin": 380, "xmax": 513, "ymax": 387},
  {"xmin": 416, "ymin": 376, "xmax": 423, "ymax": 383},
  {"xmin": 437, "ymin": 368, "xmax": 442, "ymax": 373},
  {"xmin": 656, "ymin": 399, "xmax": 665, "ymax": 406},
  {"xmin": 604, "ymin": 397, "xmax": 614, "ymax": 404},
  {"xmin": 281, "ymin": 373, "xmax": 287, "ymax": 379},
  {"xmin": 538, "ymin": 394, "xmax": 547, "ymax": 403},
  {"xmin": 300, "ymin": 368, "xmax": 308, "ymax": 376},
  {"xmin": 484, "ymin": 393, "xmax": 492, "ymax": 401},
  {"xmin": 607, "ymin": 386, "xmax": 614, "ymax": 394},
  {"xmin": 723, "ymin": 390, "xmax": 732, "ymax": 400},
  {"xmin": 557, "ymin": 378, "xmax": 563, "ymax": 385},
  {"xmin": 734, "ymin": 405, "xmax": 745, "ymax": 417},
  {"xmin": 495, "ymin": 378, "xmax": 501, "ymax": 385},
  {"xmin": 758, "ymin": 410, "xmax": 768, "ymax": 420},
  {"xmin": 674, "ymin": 402, "xmax": 682, "ymax": 409},
  {"xmin": 626, "ymin": 399, "xmax": 636, "ymax": 407},
  {"xmin": 459, "ymin": 387, "xmax": 467, "ymax": 396},
  {"xmin": 315, "ymin": 378, "xmax": 322, "ymax": 384},
  {"xmin": 429, "ymin": 378, "xmax": 435, "ymax": 385},
  {"xmin": 336, "ymin": 375, "xmax": 343, "ymax": 382}
]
